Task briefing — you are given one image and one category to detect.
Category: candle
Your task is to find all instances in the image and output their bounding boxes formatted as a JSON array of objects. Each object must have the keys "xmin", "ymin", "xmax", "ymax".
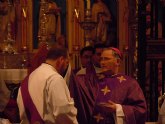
[
  {"xmin": 21, "ymin": 8, "xmax": 27, "ymax": 48},
  {"xmin": 87, "ymin": 0, "xmax": 90, "ymax": 9}
]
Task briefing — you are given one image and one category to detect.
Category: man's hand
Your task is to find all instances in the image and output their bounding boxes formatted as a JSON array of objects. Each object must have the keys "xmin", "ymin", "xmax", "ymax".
[{"xmin": 98, "ymin": 100, "xmax": 117, "ymax": 113}]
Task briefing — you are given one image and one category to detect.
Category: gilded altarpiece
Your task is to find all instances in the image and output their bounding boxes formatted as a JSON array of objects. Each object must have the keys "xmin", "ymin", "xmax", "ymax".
[
  {"xmin": 0, "ymin": 0, "xmax": 133, "ymax": 71},
  {"xmin": 0, "ymin": 0, "xmax": 33, "ymax": 69}
]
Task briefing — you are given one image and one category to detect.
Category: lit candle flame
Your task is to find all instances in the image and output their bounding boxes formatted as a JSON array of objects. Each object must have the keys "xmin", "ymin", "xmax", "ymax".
[
  {"xmin": 22, "ymin": 8, "xmax": 27, "ymax": 18},
  {"xmin": 74, "ymin": 9, "xmax": 79, "ymax": 19}
]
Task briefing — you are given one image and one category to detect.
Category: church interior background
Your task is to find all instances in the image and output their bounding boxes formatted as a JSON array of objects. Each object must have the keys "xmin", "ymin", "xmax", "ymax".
[{"xmin": 0, "ymin": 0, "xmax": 165, "ymax": 123}]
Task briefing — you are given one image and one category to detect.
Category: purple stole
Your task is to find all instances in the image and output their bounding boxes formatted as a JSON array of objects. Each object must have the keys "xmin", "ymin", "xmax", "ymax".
[{"xmin": 21, "ymin": 76, "xmax": 44, "ymax": 124}]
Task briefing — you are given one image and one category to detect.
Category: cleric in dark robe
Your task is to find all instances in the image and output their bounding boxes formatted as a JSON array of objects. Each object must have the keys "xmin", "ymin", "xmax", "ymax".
[
  {"xmin": 90, "ymin": 47, "xmax": 147, "ymax": 124},
  {"xmin": 69, "ymin": 47, "xmax": 147, "ymax": 124},
  {"xmin": 69, "ymin": 63, "xmax": 99, "ymax": 124}
]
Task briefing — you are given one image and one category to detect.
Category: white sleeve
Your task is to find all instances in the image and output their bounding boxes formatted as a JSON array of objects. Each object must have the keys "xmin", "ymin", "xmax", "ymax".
[
  {"xmin": 113, "ymin": 104, "xmax": 126, "ymax": 124},
  {"xmin": 47, "ymin": 76, "xmax": 78, "ymax": 124}
]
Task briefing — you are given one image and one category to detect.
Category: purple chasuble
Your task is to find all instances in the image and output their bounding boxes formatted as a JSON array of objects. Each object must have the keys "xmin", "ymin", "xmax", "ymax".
[
  {"xmin": 21, "ymin": 76, "xmax": 44, "ymax": 124},
  {"xmin": 90, "ymin": 74, "xmax": 147, "ymax": 124}
]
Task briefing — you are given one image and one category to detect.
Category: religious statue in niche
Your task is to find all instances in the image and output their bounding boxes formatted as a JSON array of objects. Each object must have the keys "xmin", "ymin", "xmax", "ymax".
[
  {"xmin": 38, "ymin": 0, "xmax": 61, "ymax": 45},
  {"xmin": 0, "ymin": 0, "xmax": 15, "ymax": 50},
  {"xmin": 92, "ymin": 0, "xmax": 111, "ymax": 45}
]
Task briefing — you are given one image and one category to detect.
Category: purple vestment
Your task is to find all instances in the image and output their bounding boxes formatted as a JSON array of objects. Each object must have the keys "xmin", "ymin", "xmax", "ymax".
[
  {"xmin": 69, "ymin": 65, "xmax": 99, "ymax": 124},
  {"xmin": 21, "ymin": 76, "xmax": 44, "ymax": 124},
  {"xmin": 90, "ymin": 73, "xmax": 147, "ymax": 124},
  {"xmin": 70, "ymin": 62, "xmax": 146, "ymax": 124}
]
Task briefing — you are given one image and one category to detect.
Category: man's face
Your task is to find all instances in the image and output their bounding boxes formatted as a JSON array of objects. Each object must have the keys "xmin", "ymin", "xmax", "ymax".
[
  {"xmin": 57, "ymin": 56, "xmax": 69, "ymax": 76},
  {"xmin": 100, "ymin": 49, "xmax": 118, "ymax": 73},
  {"xmin": 81, "ymin": 51, "xmax": 93, "ymax": 68},
  {"xmin": 92, "ymin": 48, "xmax": 103, "ymax": 67}
]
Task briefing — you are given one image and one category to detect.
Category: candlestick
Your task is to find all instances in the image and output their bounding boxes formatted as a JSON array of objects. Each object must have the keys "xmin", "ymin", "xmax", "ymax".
[{"xmin": 21, "ymin": 7, "xmax": 27, "ymax": 48}]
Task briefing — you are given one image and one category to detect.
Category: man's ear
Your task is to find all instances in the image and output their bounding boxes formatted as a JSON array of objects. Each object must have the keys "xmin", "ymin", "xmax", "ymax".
[
  {"xmin": 56, "ymin": 56, "xmax": 63, "ymax": 64},
  {"xmin": 116, "ymin": 58, "xmax": 120, "ymax": 66},
  {"xmin": 58, "ymin": 56, "xmax": 64, "ymax": 62}
]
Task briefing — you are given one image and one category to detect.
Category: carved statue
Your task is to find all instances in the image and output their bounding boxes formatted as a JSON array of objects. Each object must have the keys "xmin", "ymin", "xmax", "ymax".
[
  {"xmin": 38, "ymin": 0, "xmax": 61, "ymax": 43},
  {"xmin": 0, "ymin": 0, "xmax": 15, "ymax": 44},
  {"xmin": 92, "ymin": 0, "xmax": 111, "ymax": 44}
]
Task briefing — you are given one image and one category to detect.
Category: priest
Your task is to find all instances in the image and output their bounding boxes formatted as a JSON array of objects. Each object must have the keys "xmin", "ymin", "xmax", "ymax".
[{"xmin": 90, "ymin": 47, "xmax": 147, "ymax": 124}]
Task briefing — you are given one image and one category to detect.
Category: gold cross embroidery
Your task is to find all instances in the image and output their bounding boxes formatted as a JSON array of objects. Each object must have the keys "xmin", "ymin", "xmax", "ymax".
[
  {"xmin": 94, "ymin": 113, "xmax": 104, "ymax": 123},
  {"xmin": 117, "ymin": 76, "xmax": 126, "ymax": 83},
  {"xmin": 101, "ymin": 85, "xmax": 110, "ymax": 95}
]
